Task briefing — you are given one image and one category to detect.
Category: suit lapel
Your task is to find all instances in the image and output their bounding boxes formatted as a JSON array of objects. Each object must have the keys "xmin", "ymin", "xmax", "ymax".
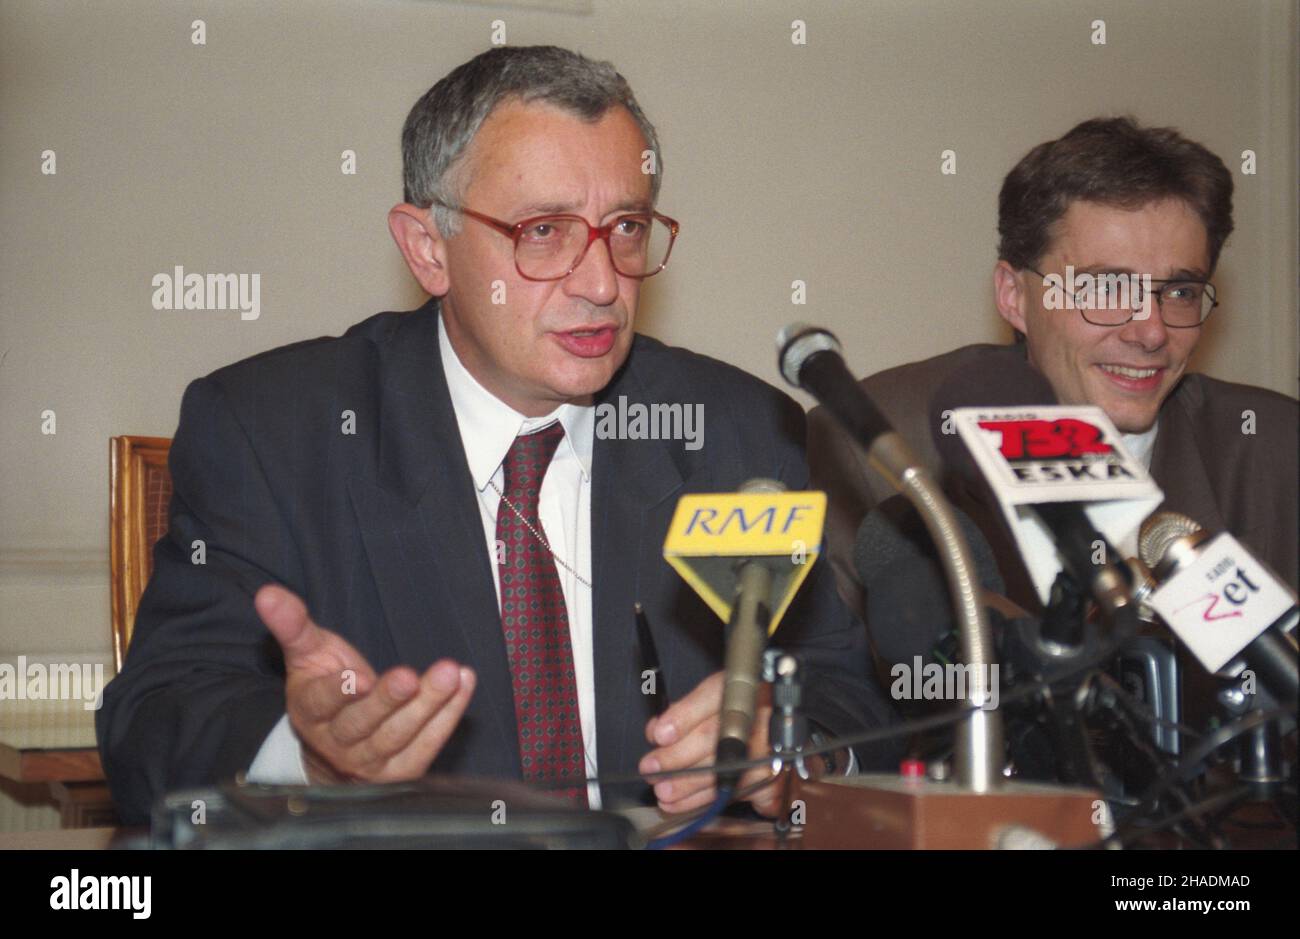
[
  {"xmin": 1150, "ymin": 383, "xmax": 1227, "ymax": 535},
  {"xmin": 590, "ymin": 345, "xmax": 686, "ymax": 783},
  {"xmin": 346, "ymin": 301, "xmax": 520, "ymax": 776}
]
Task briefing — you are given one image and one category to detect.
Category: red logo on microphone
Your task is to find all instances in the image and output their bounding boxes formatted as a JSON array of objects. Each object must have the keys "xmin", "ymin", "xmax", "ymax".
[{"xmin": 978, "ymin": 418, "xmax": 1114, "ymax": 462}]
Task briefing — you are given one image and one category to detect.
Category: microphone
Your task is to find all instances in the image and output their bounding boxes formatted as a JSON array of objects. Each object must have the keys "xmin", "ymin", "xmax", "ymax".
[
  {"xmin": 855, "ymin": 493, "xmax": 1136, "ymax": 682},
  {"xmin": 928, "ymin": 353, "xmax": 1143, "ymax": 634},
  {"xmin": 856, "ymin": 494, "xmax": 1186, "ymax": 784},
  {"xmin": 779, "ymin": 323, "xmax": 1004, "ymax": 791},
  {"xmin": 778, "ymin": 323, "xmax": 912, "ymax": 486},
  {"xmin": 1139, "ymin": 511, "xmax": 1298, "ymax": 709},
  {"xmin": 855, "ymin": 495, "xmax": 1007, "ymax": 668},
  {"xmin": 661, "ymin": 478, "xmax": 828, "ymax": 787},
  {"xmin": 717, "ymin": 572, "xmax": 770, "ymax": 771}
]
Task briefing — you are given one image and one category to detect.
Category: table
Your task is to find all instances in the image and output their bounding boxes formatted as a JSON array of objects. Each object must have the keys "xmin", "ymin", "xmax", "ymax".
[
  {"xmin": 0, "ymin": 698, "xmax": 116, "ymax": 828},
  {"xmin": 0, "ymin": 826, "xmax": 123, "ymax": 850},
  {"xmin": 0, "ymin": 820, "xmax": 784, "ymax": 850}
]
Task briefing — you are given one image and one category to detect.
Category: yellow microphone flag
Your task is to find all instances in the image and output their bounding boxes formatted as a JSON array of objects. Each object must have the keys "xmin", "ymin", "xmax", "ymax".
[{"xmin": 662, "ymin": 490, "xmax": 826, "ymax": 634}]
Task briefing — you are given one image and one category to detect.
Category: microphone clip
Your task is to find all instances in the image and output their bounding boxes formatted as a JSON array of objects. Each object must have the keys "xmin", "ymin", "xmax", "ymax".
[{"xmin": 763, "ymin": 648, "xmax": 811, "ymax": 779}]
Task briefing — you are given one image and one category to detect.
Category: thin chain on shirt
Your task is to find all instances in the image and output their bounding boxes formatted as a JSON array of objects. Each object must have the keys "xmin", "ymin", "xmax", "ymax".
[{"xmin": 488, "ymin": 477, "xmax": 593, "ymax": 589}]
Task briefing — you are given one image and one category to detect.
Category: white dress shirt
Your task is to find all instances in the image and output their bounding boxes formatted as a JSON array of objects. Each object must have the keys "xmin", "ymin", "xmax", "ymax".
[
  {"xmin": 250, "ymin": 317, "xmax": 602, "ymax": 806},
  {"xmin": 1114, "ymin": 421, "xmax": 1160, "ymax": 560},
  {"xmin": 1123, "ymin": 421, "xmax": 1159, "ymax": 470}
]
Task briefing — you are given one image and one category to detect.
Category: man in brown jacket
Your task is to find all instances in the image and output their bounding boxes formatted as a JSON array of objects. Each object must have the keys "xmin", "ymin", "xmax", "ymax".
[{"xmin": 809, "ymin": 118, "xmax": 1298, "ymax": 633}]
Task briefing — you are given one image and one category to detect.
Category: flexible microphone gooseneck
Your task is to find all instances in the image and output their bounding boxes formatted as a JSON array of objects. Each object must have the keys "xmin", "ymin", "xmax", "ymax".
[{"xmin": 778, "ymin": 323, "xmax": 1003, "ymax": 792}]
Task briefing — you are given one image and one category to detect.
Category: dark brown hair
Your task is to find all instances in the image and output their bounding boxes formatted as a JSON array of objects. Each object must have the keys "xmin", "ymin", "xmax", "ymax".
[{"xmin": 997, "ymin": 117, "xmax": 1234, "ymax": 273}]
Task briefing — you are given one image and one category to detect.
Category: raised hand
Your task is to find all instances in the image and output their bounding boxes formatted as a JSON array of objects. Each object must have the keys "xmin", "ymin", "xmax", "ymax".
[{"xmin": 254, "ymin": 584, "xmax": 476, "ymax": 784}]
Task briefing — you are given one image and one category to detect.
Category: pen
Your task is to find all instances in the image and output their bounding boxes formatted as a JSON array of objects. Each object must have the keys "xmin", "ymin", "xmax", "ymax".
[{"xmin": 635, "ymin": 602, "xmax": 668, "ymax": 716}]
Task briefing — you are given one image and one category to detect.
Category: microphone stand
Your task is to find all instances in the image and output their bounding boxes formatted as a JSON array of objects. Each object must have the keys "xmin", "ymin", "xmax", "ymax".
[
  {"xmin": 1218, "ymin": 679, "xmax": 1288, "ymax": 798},
  {"xmin": 778, "ymin": 324, "xmax": 1002, "ymax": 791},
  {"xmin": 764, "ymin": 649, "xmax": 810, "ymax": 844},
  {"xmin": 1036, "ymin": 573, "xmax": 1106, "ymax": 789},
  {"xmin": 869, "ymin": 445, "xmax": 1004, "ymax": 792}
]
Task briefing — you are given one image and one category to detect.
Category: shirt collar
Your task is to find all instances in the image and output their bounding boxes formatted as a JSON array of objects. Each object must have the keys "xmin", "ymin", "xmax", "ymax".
[{"xmin": 438, "ymin": 315, "xmax": 594, "ymax": 490}]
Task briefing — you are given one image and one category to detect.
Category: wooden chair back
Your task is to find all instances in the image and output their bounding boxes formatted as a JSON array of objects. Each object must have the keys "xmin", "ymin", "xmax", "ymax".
[{"xmin": 109, "ymin": 436, "xmax": 173, "ymax": 672}]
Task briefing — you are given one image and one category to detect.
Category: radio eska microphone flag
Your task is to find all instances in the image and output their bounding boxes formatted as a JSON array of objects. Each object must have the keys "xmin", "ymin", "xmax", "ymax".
[
  {"xmin": 951, "ymin": 405, "xmax": 1164, "ymax": 605},
  {"xmin": 662, "ymin": 489, "xmax": 826, "ymax": 633}
]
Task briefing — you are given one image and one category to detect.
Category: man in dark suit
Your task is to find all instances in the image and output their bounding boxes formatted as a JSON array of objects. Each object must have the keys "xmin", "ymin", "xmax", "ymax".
[
  {"xmin": 97, "ymin": 46, "xmax": 897, "ymax": 825},
  {"xmin": 809, "ymin": 118, "xmax": 1297, "ymax": 704}
]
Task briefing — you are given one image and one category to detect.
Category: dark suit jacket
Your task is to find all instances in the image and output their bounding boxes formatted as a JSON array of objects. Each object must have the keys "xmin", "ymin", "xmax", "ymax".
[
  {"xmin": 97, "ymin": 299, "xmax": 899, "ymax": 824},
  {"xmin": 808, "ymin": 341, "xmax": 1299, "ymax": 642}
]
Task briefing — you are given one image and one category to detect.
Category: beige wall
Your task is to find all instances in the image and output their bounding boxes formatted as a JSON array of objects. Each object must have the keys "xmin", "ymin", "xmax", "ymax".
[{"xmin": 2, "ymin": 0, "xmax": 1297, "ymax": 668}]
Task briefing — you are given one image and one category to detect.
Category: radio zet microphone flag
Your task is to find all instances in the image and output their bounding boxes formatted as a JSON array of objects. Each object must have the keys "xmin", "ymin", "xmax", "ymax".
[
  {"xmin": 662, "ymin": 489, "xmax": 826, "ymax": 634},
  {"xmin": 1147, "ymin": 532, "xmax": 1297, "ymax": 677},
  {"xmin": 951, "ymin": 405, "xmax": 1163, "ymax": 605}
]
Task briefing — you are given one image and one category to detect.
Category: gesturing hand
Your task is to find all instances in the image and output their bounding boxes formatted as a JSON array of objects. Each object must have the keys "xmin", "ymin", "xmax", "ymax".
[{"xmin": 254, "ymin": 584, "xmax": 476, "ymax": 784}]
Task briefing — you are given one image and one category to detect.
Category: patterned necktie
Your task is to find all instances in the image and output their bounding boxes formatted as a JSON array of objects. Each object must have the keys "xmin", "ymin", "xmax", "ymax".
[{"xmin": 495, "ymin": 422, "xmax": 588, "ymax": 806}]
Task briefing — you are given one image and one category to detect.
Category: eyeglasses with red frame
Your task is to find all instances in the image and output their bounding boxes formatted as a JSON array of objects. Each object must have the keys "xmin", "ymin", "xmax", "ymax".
[{"xmin": 430, "ymin": 200, "xmax": 680, "ymax": 281}]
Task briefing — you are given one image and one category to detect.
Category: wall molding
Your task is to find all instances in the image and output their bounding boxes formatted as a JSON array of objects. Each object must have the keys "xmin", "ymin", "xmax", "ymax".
[
  {"xmin": 416, "ymin": 0, "xmax": 592, "ymax": 13},
  {"xmin": 0, "ymin": 548, "xmax": 108, "ymax": 587}
]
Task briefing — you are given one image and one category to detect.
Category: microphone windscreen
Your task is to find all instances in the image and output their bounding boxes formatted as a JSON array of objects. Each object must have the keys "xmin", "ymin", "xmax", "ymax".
[{"xmin": 855, "ymin": 494, "xmax": 1004, "ymax": 666}]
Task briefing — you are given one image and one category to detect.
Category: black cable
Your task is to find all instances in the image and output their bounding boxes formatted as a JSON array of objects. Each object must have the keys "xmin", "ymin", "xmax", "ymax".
[
  {"xmin": 1088, "ymin": 707, "xmax": 1292, "ymax": 849},
  {"xmin": 545, "ymin": 644, "xmax": 1296, "ymax": 849},
  {"xmin": 536, "ymin": 702, "xmax": 972, "ymax": 793},
  {"xmin": 632, "ymin": 677, "xmax": 1284, "ymax": 849},
  {"xmin": 1090, "ymin": 672, "xmax": 1218, "ymax": 845},
  {"xmin": 1093, "ymin": 671, "xmax": 1201, "ymax": 739},
  {"xmin": 582, "ymin": 654, "xmax": 1291, "ymax": 848},
  {"xmin": 1099, "ymin": 784, "xmax": 1252, "ymax": 849},
  {"xmin": 1135, "ymin": 707, "xmax": 1288, "ymax": 804},
  {"xmin": 537, "ymin": 657, "xmax": 1114, "ymax": 795}
]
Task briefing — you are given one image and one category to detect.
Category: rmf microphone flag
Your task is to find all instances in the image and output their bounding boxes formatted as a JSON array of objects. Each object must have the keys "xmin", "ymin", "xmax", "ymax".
[{"xmin": 662, "ymin": 487, "xmax": 826, "ymax": 634}]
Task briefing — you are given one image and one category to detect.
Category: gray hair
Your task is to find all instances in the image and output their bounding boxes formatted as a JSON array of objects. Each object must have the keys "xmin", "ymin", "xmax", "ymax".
[{"xmin": 401, "ymin": 45, "xmax": 662, "ymax": 237}]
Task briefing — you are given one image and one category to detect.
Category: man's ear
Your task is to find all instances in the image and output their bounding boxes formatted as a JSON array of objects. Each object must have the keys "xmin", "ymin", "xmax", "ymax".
[
  {"xmin": 388, "ymin": 204, "xmax": 450, "ymax": 297},
  {"xmin": 993, "ymin": 260, "xmax": 1030, "ymax": 335}
]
